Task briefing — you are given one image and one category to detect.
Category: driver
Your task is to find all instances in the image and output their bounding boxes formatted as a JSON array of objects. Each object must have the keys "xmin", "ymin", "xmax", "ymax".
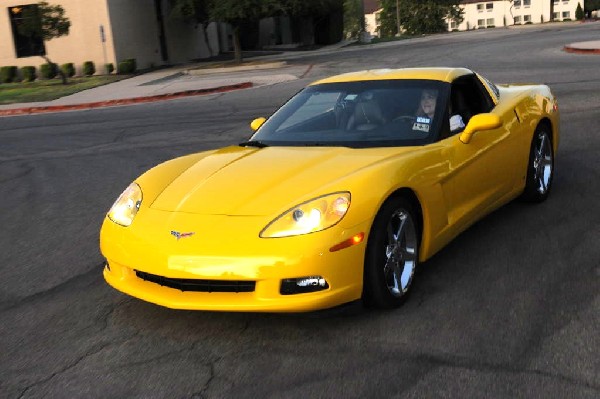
[{"xmin": 416, "ymin": 89, "xmax": 466, "ymax": 134}]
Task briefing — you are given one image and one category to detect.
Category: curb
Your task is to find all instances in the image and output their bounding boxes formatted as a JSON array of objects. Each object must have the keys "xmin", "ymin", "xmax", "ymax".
[
  {"xmin": 563, "ymin": 46, "xmax": 600, "ymax": 54},
  {"xmin": 187, "ymin": 61, "xmax": 287, "ymax": 76},
  {"xmin": 0, "ymin": 82, "xmax": 253, "ymax": 117}
]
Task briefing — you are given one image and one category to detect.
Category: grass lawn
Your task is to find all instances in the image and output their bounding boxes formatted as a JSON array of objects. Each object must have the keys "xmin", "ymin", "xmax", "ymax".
[{"xmin": 0, "ymin": 75, "xmax": 128, "ymax": 105}]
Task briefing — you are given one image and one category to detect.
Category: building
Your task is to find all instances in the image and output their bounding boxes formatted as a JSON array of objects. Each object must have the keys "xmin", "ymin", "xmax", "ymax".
[
  {"xmin": 1, "ymin": 0, "xmax": 232, "ymax": 75},
  {"xmin": 364, "ymin": 0, "xmax": 383, "ymax": 38},
  {"xmin": 452, "ymin": 0, "xmax": 585, "ymax": 31}
]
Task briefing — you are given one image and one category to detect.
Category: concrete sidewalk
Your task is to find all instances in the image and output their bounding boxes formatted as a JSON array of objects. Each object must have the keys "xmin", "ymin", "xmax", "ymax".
[
  {"xmin": 0, "ymin": 61, "xmax": 307, "ymax": 116},
  {"xmin": 563, "ymin": 40, "xmax": 600, "ymax": 54},
  {"xmin": 0, "ymin": 39, "xmax": 355, "ymax": 116}
]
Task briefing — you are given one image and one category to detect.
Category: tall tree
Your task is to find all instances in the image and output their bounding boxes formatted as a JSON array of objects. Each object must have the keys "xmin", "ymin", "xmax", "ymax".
[
  {"xmin": 379, "ymin": 0, "xmax": 462, "ymax": 37},
  {"xmin": 343, "ymin": 0, "xmax": 364, "ymax": 39},
  {"xmin": 168, "ymin": 0, "xmax": 213, "ymax": 55},
  {"xmin": 209, "ymin": 0, "xmax": 275, "ymax": 63},
  {"xmin": 17, "ymin": 1, "xmax": 71, "ymax": 84}
]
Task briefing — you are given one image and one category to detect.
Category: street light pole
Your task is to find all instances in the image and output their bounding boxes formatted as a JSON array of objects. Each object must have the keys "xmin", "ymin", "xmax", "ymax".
[{"xmin": 396, "ymin": 0, "xmax": 401, "ymax": 35}]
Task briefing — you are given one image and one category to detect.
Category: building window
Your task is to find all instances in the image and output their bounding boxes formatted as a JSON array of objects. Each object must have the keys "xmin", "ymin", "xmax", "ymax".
[
  {"xmin": 486, "ymin": 3, "xmax": 493, "ymax": 10},
  {"xmin": 477, "ymin": 4, "xmax": 484, "ymax": 12},
  {"xmin": 8, "ymin": 5, "xmax": 46, "ymax": 58},
  {"xmin": 562, "ymin": 11, "xmax": 570, "ymax": 18},
  {"xmin": 523, "ymin": 0, "xmax": 531, "ymax": 6},
  {"xmin": 552, "ymin": 12, "xmax": 559, "ymax": 19},
  {"xmin": 524, "ymin": 15, "xmax": 532, "ymax": 22},
  {"xmin": 478, "ymin": 19, "xmax": 485, "ymax": 27},
  {"xmin": 486, "ymin": 18, "xmax": 495, "ymax": 26},
  {"xmin": 514, "ymin": 0, "xmax": 521, "ymax": 7},
  {"xmin": 514, "ymin": 15, "xmax": 522, "ymax": 24},
  {"xmin": 450, "ymin": 21, "xmax": 458, "ymax": 29}
]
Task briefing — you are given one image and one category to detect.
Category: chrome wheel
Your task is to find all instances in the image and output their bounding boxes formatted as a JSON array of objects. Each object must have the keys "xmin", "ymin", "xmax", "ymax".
[
  {"xmin": 532, "ymin": 131, "xmax": 553, "ymax": 195},
  {"xmin": 383, "ymin": 209, "xmax": 417, "ymax": 297},
  {"xmin": 364, "ymin": 196, "xmax": 420, "ymax": 308}
]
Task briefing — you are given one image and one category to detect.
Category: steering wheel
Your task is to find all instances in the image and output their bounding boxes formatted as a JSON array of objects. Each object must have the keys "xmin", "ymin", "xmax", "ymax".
[{"xmin": 392, "ymin": 115, "xmax": 415, "ymax": 123}]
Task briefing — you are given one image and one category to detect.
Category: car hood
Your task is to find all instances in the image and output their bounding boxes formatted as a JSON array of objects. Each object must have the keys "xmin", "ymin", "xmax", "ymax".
[{"xmin": 149, "ymin": 145, "xmax": 414, "ymax": 216}]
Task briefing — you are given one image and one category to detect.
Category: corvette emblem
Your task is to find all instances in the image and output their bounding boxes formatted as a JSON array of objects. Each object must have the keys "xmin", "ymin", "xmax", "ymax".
[{"xmin": 170, "ymin": 230, "xmax": 195, "ymax": 240}]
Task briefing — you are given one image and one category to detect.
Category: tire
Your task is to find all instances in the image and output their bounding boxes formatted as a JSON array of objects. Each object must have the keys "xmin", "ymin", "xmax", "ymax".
[
  {"xmin": 363, "ymin": 196, "xmax": 420, "ymax": 309},
  {"xmin": 521, "ymin": 125, "xmax": 554, "ymax": 202}
]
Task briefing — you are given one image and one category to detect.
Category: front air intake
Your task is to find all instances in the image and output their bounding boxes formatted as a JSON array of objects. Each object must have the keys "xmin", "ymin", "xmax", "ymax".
[{"xmin": 135, "ymin": 270, "xmax": 255, "ymax": 293}]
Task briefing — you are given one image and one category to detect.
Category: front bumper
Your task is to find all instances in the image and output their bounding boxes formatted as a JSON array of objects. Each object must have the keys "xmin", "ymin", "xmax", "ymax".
[{"xmin": 101, "ymin": 210, "xmax": 370, "ymax": 312}]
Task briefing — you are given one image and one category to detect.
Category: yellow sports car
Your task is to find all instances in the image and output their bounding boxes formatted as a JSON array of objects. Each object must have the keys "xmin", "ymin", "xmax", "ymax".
[{"xmin": 101, "ymin": 67, "xmax": 559, "ymax": 312}]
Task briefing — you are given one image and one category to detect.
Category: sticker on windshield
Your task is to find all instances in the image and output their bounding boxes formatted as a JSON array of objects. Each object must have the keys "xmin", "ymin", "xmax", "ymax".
[
  {"xmin": 344, "ymin": 94, "xmax": 358, "ymax": 101},
  {"xmin": 416, "ymin": 117, "xmax": 431, "ymax": 124},
  {"xmin": 412, "ymin": 122, "xmax": 430, "ymax": 132}
]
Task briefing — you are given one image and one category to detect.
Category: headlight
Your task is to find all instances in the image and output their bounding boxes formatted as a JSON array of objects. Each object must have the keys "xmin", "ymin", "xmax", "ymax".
[
  {"xmin": 260, "ymin": 192, "xmax": 350, "ymax": 238},
  {"xmin": 107, "ymin": 183, "xmax": 143, "ymax": 227}
]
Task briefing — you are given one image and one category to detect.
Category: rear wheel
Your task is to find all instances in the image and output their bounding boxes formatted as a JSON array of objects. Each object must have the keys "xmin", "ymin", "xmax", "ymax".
[
  {"xmin": 363, "ymin": 197, "xmax": 419, "ymax": 309},
  {"xmin": 521, "ymin": 126, "xmax": 554, "ymax": 202}
]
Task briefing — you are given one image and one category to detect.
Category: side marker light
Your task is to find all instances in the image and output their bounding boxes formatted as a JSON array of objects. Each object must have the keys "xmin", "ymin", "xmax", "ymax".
[{"xmin": 329, "ymin": 232, "xmax": 365, "ymax": 252}]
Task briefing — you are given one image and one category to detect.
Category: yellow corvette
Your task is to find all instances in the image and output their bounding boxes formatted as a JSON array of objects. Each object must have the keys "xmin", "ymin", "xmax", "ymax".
[{"xmin": 101, "ymin": 67, "xmax": 559, "ymax": 312}]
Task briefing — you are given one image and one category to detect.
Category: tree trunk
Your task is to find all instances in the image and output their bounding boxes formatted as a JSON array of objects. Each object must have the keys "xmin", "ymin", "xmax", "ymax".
[
  {"xmin": 233, "ymin": 25, "xmax": 242, "ymax": 64},
  {"xmin": 549, "ymin": 0, "xmax": 554, "ymax": 22},
  {"xmin": 42, "ymin": 54, "xmax": 67, "ymax": 85}
]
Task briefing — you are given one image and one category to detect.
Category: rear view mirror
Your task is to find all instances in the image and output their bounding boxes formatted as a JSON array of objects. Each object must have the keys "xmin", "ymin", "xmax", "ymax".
[{"xmin": 250, "ymin": 117, "xmax": 267, "ymax": 132}]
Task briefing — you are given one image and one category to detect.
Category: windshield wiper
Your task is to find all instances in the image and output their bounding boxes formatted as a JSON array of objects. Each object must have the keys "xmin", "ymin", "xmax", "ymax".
[{"xmin": 239, "ymin": 140, "xmax": 269, "ymax": 148}]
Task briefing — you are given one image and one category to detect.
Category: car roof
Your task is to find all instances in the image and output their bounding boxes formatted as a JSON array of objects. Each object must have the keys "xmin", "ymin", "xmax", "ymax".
[{"xmin": 310, "ymin": 67, "xmax": 474, "ymax": 85}]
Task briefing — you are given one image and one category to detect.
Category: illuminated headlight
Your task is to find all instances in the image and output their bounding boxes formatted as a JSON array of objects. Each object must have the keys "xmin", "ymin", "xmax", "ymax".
[
  {"xmin": 260, "ymin": 192, "xmax": 351, "ymax": 238},
  {"xmin": 107, "ymin": 182, "xmax": 143, "ymax": 227}
]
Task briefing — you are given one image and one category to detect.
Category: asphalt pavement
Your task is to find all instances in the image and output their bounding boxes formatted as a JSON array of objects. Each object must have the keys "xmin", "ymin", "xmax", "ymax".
[
  {"xmin": 1, "ymin": 21, "xmax": 599, "ymax": 399},
  {"xmin": 0, "ymin": 26, "xmax": 598, "ymax": 117}
]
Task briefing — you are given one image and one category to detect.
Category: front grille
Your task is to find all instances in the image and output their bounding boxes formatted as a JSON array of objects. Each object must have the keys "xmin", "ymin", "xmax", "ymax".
[{"xmin": 135, "ymin": 270, "xmax": 255, "ymax": 293}]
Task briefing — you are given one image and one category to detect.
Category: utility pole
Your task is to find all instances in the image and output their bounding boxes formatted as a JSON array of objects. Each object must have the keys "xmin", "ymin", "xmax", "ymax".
[{"xmin": 396, "ymin": 0, "xmax": 401, "ymax": 35}]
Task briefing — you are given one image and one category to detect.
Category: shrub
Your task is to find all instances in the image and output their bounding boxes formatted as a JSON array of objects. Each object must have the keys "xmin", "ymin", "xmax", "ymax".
[
  {"xmin": 83, "ymin": 61, "xmax": 95, "ymax": 76},
  {"xmin": 125, "ymin": 58, "xmax": 137, "ymax": 72},
  {"xmin": 117, "ymin": 58, "xmax": 137, "ymax": 74},
  {"xmin": 562, "ymin": 18, "xmax": 572, "ymax": 22},
  {"xmin": 0, "ymin": 66, "xmax": 18, "ymax": 83},
  {"xmin": 60, "ymin": 63, "xmax": 75, "ymax": 78},
  {"xmin": 40, "ymin": 63, "xmax": 58, "ymax": 79},
  {"xmin": 575, "ymin": 3, "xmax": 584, "ymax": 20},
  {"xmin": 105, "ymin": 63, "xmax": 114, "ymax": 74},
  {"xmin": 487, "ymin": 25, "xmax": 496, "ymax": 28},
  {"xmin": 21, "ymin": 66, "xmax": 37, "ymax": 82}
]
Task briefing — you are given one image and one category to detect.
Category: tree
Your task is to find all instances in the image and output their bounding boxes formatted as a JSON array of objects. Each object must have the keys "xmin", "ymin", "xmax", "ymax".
[
  {"xmin": 584, "ymin": 0, "xmax": 600, "ymax": 18},
  {"xmin": 575, "ymin": 2, "xmax": 584, "ymax": 20},
  {"xmin": 209, "ymin": 0, "xmax": 276, "ymax": 63},
  {"xmin": 343, "ymin": 0, "xmax": 364, "ymax": 39},
  {"xmin": 17, "ymin": 1, "xmax": 70, "ymax": 84},
  {"xmin": 379, "ymin": 0, "xmax": 463, "ymax": 37},
  {"xmin": 168, "ymin": 0, "xmax": 213, "ymax": 55}
]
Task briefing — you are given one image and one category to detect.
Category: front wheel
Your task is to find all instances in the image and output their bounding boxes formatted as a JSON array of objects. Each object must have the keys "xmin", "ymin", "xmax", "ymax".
[
  {"xmin": 363, "ymin": 197, "xmax": 419, "ymax": 309},
  {"xmin": 521, "ymin": 126, "xmax": 554, "ymax": 202}
]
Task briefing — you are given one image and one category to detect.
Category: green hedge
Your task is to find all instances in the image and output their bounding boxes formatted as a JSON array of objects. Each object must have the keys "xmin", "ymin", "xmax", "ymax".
[
  {"xmin": 83, "ymin": 61, "xmax": 95, "ymax": 76},
  {"xmin": 105, "ymin": 63, "xmax": 114, "ymax": 74},
  {"xmin": 118, "ymin": 58, "xmax": 136, "ymax": 74},
  {"xmin": 21, "ymin": 66, "xmax": 37, "ymax": 82},
  {"xmin": 0, "ymin": 66, "xmax": 18, "ymax": 83},
  {"xmin": 61, "ymin": 63, "xmax": 75, "ymax": 78},
  {"xmin": 40, "ymin": 63, "xmax": 58, "ymax": 79}
]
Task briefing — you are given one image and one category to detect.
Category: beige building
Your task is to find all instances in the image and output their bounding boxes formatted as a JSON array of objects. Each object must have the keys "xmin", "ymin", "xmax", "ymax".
[
  {"xmin": 451, "ymin": 0, "xmax": 585, "ymax": 30},
  {"xmin": 1, "ymin": 0, "xmax": 222, "ymax": 75}
]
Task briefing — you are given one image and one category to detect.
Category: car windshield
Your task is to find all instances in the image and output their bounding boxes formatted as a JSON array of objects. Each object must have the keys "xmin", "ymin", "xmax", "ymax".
[{"xmin": 251, "ymin": 80, "xmax": 449, "ymax": 148}]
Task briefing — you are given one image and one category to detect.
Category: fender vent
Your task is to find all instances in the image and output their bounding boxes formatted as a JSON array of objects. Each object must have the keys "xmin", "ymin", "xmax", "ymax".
[{"xmin": 135, "ymin": 270, "xmax": 255, "ymax": 293}]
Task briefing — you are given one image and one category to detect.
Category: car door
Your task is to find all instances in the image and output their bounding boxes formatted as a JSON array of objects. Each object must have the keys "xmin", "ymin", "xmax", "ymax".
[{"xmin": 439, "ymin": 75, "xmax": 517, "ymax": 229}]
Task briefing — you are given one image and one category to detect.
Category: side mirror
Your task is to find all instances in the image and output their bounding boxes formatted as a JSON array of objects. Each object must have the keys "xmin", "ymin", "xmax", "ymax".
[
  {"xmin": 250, "ymin": 117, "xmax": 267, "ymax": 132},
  {"xmin": 459, "ymin": 113, "xmax": 502, "ymax": 144}
]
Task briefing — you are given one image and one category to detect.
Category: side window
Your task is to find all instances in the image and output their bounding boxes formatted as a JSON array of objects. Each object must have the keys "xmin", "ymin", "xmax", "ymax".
[{"xmin": 449, "ymin": 74, "xmax": 495, "ymax": 134}]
